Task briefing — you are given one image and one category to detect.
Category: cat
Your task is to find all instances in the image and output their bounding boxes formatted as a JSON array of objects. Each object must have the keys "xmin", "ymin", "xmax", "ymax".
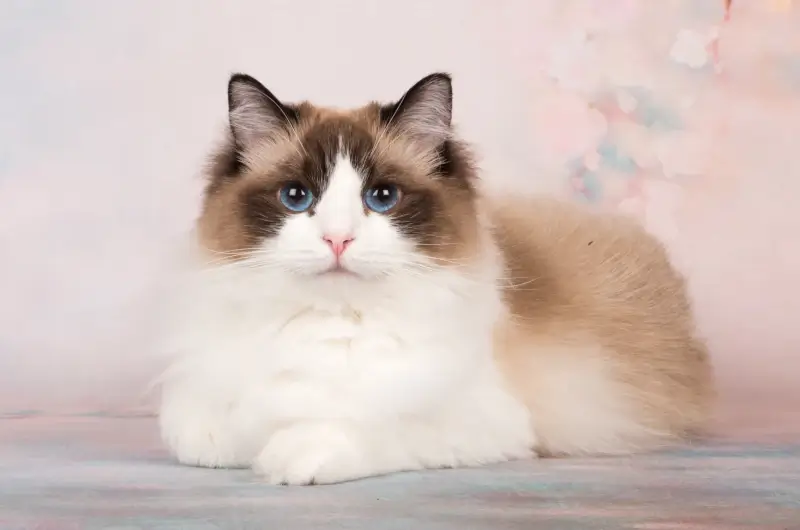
[{"xmin": 157, "ymin": 72, "xmax": 713, "ymax": 485}]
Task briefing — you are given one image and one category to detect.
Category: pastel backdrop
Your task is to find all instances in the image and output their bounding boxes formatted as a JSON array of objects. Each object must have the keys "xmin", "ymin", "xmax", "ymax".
[{"xmin": 1, "ymin": 0, "xmax": 798, "ymax": 438}]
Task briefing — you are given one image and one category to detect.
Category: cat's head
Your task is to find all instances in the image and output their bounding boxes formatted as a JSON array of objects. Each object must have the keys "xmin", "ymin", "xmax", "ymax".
[{"xmin": 198, "ymin": 72, "xmax": 482, "ymax": 281}]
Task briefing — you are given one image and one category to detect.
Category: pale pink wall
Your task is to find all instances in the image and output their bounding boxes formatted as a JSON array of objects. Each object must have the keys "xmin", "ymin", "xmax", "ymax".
[{"xmin": 1, "ymin": 1, "xmax": 797, "ymax": 437}]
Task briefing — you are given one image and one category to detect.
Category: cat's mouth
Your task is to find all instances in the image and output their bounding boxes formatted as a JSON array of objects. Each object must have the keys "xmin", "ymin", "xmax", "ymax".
[{"xmin": 317, "ymin": 264, "xmax": 360, "ymax": 278}]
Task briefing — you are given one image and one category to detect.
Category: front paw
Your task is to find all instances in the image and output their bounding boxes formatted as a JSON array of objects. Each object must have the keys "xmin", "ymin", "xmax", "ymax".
[
  {"xmin": 254, "ymin": 423, "xmax": 374, "ymax": 485},
  {"xmin": 159, "ymin": 411, "xmax": 249, "ymax": 469}
]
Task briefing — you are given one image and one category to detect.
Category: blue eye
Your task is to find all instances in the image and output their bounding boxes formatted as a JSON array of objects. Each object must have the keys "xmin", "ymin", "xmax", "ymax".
[
  {"xmin": 364, "ymin": 184, "xmax": 401, "ymax": 213},
  {"xmin": 279, "ymin": 182, "xmax": 314, "ymax": 212}
]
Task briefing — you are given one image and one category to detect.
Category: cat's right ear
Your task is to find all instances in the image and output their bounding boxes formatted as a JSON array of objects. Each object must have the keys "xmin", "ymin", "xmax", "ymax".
[{"xmin": 227, "ymin": 73, "xmax": 298, "ymax": 150}]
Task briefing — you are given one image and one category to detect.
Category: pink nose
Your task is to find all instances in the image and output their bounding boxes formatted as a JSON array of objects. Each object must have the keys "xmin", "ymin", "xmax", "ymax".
[{"xmin": 323, "ymin": 235, "xmax": 354, "ymax": 258}]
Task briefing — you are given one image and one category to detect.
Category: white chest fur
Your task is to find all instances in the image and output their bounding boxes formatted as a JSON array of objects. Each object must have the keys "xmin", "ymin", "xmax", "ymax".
[{"xmin": 157, "ymin": 264, "xmax": 533, "ymax": 484}]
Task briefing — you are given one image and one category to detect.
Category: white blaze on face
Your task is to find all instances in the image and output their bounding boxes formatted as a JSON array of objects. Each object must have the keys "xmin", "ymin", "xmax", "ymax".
[{"xmin": 314, "ymin": 153, "xmax": 365, "ymax": 240}]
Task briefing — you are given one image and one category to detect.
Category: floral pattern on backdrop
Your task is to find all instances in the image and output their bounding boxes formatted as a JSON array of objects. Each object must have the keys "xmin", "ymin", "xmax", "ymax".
[{"xmin": 529, "ymin": 1, "xmax": 799, "ymax": 244}]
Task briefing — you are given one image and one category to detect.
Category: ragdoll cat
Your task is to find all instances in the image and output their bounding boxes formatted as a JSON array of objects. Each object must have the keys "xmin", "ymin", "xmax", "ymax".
[{"xmin": 158, "ymin": 72, "xmax": 713, "ymax": 485}]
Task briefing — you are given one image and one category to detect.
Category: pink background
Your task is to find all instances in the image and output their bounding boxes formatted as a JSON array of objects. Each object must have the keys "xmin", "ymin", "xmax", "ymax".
[{"xmin": 1, "ymin": 1, "xmax": 798, "ymax": 438}]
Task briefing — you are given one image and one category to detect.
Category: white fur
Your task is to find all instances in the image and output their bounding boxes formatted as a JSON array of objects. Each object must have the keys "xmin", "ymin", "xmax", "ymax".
[{"xmin": 158, "ymin": 154, "xmax": 533, "ymax": 484}]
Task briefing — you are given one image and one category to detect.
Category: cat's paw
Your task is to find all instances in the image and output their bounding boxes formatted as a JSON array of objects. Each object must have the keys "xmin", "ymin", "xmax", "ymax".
[
  {"xmin": 159, "ymin": 410, "xmax": 249, "ymax": 469},
  {"xmin": 254, "ymin": 423, "xmax": 375, "ymax": 485}
]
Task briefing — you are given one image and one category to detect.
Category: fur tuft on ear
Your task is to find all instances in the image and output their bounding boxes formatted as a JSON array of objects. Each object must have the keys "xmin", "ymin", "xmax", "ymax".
[
  {"xmin": 227, "ymin": 73, "xmax": 298, "ymax": 150},
  {"xmin": 380, "ymin": 73, "xmax": 453, "ymax": 150}
]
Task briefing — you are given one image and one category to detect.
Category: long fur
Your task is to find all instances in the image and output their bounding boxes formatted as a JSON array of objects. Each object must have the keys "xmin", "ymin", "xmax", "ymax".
[{"xmin": 157, "ymin": 73, "xmax": 713, "ymax": 485}]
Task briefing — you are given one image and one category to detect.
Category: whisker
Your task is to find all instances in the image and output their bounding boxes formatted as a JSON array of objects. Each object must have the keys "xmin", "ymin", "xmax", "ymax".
[{"xmin": 194, "ymin": 243, "xmax": 540, "ymax": 294}]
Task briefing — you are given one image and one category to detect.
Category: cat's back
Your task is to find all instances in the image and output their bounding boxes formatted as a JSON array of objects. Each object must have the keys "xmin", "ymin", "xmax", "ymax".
[
  {"xmin": 488, "ymin": 196, "xmax": 690, "ymax": 330},
  {"xmin": 486, "ymin": 196, "xmax": 713, "ymax": 455}
]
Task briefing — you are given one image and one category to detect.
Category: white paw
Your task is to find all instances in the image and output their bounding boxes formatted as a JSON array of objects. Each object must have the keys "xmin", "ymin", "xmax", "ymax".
[
  {"xmin": 159, "ymin": 412, "xmax": 250, "ymax": 469},
  {"xmin": 254, "ymin": 423, "xmax": 374, "ymax": 485}
]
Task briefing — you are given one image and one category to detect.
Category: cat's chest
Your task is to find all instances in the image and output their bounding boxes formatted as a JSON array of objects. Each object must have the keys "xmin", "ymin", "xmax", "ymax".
[
  {"xmin": 251, "ymin": 304, "xmax": 429, "ymax": 376},
  {"xmin": 176, "ymin": 296, "xmax": 498, "ymax": 419}
]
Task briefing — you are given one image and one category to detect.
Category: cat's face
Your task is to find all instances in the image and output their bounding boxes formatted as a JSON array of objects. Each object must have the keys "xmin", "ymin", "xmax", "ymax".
[{"xmin": 198, "ymin": 73, "xmax": 481, "ymax": 281}]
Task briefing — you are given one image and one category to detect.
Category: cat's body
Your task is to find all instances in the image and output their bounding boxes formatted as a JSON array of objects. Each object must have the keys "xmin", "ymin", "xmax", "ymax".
[{"xmin": 158, "ymin": 73, "xmax": 712, "ymax": 485}]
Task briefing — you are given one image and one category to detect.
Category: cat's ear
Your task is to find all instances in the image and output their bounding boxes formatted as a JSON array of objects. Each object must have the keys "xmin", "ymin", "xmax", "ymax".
[
  {"xmin": 227, "ymin": 73, "xmax": 298, "ymax": 150},
  {"xmin": 380, "ymin": 72, "xmax": 453, "ymax": 150}
]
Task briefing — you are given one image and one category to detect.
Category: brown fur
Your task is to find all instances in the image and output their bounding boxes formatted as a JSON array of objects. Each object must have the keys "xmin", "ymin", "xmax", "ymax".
[
  {"xmin": 199, "ymin": 95, "xmax": 480, "ymax": 262},
  {"xmin": 490, "ymin": 198, "xmax": 714, "ymax": 455},
  {"xmin": 198, "ymin": 73, "xmax": 713, "ymax": 456}
]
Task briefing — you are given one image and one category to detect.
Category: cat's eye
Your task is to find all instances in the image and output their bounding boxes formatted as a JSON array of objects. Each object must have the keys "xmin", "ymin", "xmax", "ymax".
[
  {"xmin": 278, "ymin": 182, "xmax": 314, "ymax": 212},
  {"xmin": 363, "ymin": 184, "xmax": 401, "ymax": 214}
]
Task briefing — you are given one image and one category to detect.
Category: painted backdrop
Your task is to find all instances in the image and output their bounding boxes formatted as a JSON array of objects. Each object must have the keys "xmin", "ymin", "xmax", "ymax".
[{"xmin": 1, "ymin": 0, "xmax": 798, "ymax": 437}]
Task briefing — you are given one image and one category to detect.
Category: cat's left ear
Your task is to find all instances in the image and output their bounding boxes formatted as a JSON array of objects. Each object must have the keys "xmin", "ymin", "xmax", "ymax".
[
  {"xmin": 227, "ymin": 73, "xmax": 298, "ymax": 150},
  {"xmin": 380, "ymin": 72, "xmax": 453, "ymax": 150}
]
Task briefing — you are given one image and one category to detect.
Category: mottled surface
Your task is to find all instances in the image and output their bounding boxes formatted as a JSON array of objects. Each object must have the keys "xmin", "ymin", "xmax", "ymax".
[{"xmin": 1, "ymin": 416, "xmax": 799, "ymax": 529}]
